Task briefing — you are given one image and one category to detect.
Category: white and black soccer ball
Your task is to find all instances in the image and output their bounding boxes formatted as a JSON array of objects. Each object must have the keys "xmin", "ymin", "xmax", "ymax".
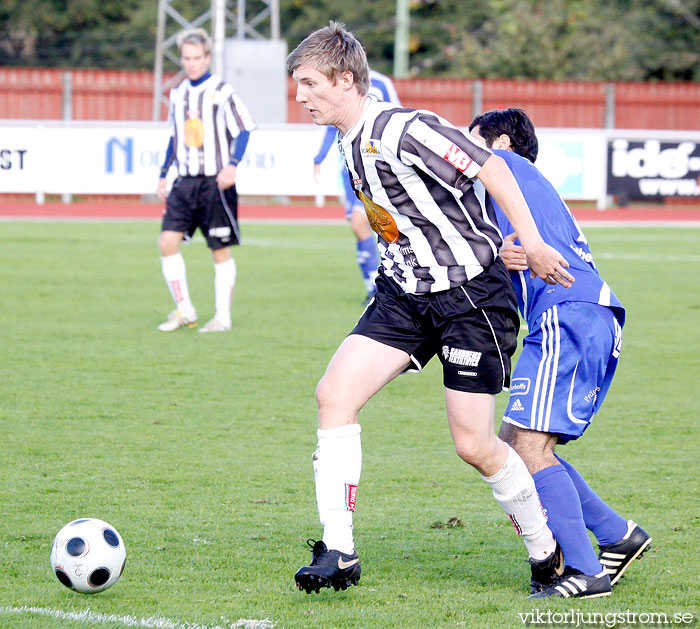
[{"xmin": 50, "ymin": 518, "xmax": 126, "ymax": 593}]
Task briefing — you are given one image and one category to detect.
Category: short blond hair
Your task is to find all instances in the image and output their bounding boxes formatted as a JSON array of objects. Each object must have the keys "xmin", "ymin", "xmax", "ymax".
[
  {"xmin": 287, "ymin": 21, "xmax": 369, "ymax": 95},
  {"xmin": 177, "ymin": 28, "xmax": 211, "ymax": 55}
]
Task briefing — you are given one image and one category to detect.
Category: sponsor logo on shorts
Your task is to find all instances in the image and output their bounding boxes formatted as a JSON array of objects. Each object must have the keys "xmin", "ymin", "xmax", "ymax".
[
  {"xmin": 583, "ymin": 387, "xmax": 600, "ymax": 404},
  {"xmin": 612, "ymin": 317, "xmax": 623, "ymax": 358},
  {"xmin": 209, "ymin": 227, "xmax": 231, "ymax": 238},
  {"xmin": 458, "ymin": 370, "xmax": 477, "ymax": 377},
  {"xmin": 353, "ymin": 178, "xmax": 362, "ymax": 188},
  {"xmin": 510, "ymin": 378, "xmax": 530, "ymax": 395},
  {"xmin": 442, "ymin": 345, "xmax": 482, "ymax": 367},
  {"xmin": 345, "ymin": 484, "xmax": 358, "ymax": 512},
  {"xmin": 510, "ymin": 398, "xmax": 525, "ymax": 412}
]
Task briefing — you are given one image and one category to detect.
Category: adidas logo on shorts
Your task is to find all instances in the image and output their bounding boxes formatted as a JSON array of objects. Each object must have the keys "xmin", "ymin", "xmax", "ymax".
[{"xmin": 510, "ymin": 398, "xmax": 525, "ymax": 412}]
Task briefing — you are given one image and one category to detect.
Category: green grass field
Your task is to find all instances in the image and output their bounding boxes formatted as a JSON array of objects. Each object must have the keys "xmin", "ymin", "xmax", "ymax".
[{"xmin": 1, "ymin": 220, "xmax": 698, "ymax": 628}]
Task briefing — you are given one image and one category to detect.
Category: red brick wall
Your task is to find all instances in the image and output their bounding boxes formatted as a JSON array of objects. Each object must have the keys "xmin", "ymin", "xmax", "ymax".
[{"xmin": 2, "ymin": 67, "xmax": 699, "ymax": 129}]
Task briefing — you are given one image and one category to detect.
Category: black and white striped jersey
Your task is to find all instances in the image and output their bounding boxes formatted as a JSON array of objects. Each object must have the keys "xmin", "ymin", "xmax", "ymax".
[
  {"xmin": 340, "ymin": 98, "xmax": 503, "ymax": 294},
  {"xmin": 167, "ymin": 74, "xmax": 255, "ymax": 177}
]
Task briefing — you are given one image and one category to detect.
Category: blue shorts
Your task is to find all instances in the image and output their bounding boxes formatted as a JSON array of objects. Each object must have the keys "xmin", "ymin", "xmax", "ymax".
[{"xmin": 501, "ymin": 302, "xmax": 623, "ymax": 443}]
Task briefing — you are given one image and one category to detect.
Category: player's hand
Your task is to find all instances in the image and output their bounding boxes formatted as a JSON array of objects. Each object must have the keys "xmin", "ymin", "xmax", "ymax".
[
  {"xmin": 216, "ymin": 164, "xmax": 237, "ymax": 189},
  {"xmin": 523, "ymin": 241, "xmax": 575, "ymax": 287},
  {"xmin": 499, "ymin": 233, "xmax": 529, "ymax": 271},
  {"xmin": 156, "ymin": 177, "xmax": 168, "ymax": 201},
  {"xmin": 313, "ymin": 162, "xmax": 322, "ymax": 184}
]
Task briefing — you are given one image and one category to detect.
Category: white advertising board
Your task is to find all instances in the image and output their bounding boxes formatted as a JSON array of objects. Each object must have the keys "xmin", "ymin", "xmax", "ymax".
[
  {"xmin": 536, "ymin": 130, "xmax": 607, "ymax": 202},
  {"xmin": 0, "ymin": 121, "xmax": 609, "ymax": 205},
  {"xmin": 0, "ymin": 121, "xmax": 342, "ymax": 198}
]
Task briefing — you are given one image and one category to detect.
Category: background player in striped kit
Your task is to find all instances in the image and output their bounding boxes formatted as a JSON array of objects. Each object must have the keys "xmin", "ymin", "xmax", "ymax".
[
  {"xmin": 288, "ymin": 22, "xmax": 575, "ymax": 595},
  {"xmin": 312, "ymin": 69, "xmax": 401, "ymax": 304},
  {"xmin": 470, "ymin": 108, "xmax": 651, "ymax": 599},
  {"xmin": 156, "ymin": 28, "xmax": 255, "ymax": 333}
]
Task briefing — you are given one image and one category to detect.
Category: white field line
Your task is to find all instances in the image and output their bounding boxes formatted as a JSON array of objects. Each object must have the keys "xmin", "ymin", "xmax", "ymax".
[
  {"xmin": 575, "ymin": 220, "xmax": 700, "ymax": 229},
  {"xmin": 240, "ymin": 238, "xmax": 700, "ymax": 262},
  {"xmin": 0, "ymin": 606, "xmax": 274, "ymax": 629},
  {"xmin": 595, "ymin": 251, "xmax": 700, "ymax": 263},
  {"xmin": 0, "ymin": 214, "xmax": 699, "ymax": 228}
]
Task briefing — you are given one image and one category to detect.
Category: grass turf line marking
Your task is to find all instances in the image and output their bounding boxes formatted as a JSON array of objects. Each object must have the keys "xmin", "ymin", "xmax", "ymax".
[
  {"xmin": 0, "ymin": 606, "xmax": 275, "ymax": 629},
  {"xmin": 595, "ymin": 251, "xmax": 700, "ymax": 263}
]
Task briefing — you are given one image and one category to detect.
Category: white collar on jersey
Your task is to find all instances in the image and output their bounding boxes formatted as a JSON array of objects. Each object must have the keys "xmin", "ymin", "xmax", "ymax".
[{"xmin": 341, "ymin": 95, "xmax": 377, "ymax": 142}]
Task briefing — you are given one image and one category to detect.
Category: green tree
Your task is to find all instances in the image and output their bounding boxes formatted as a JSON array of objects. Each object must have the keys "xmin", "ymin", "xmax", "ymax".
[
  {"xmin": 1, "ymin": 0, "xmax": 699, "ymax": 81},
  {"xmin": 405, "ymin": 0, "xmax": 700, "ymax": 81},
  {"xmin": 280, "ymin": 0, "xmax": 399, "ymax": 75},
  {"xmin": 0, "ymin": 0, "xmax": 160, "ymax": 69}
]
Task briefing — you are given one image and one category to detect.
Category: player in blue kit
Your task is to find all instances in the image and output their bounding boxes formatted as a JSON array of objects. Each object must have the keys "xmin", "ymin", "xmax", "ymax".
[
  {"xmin": 313, "ymin": 69, "xmax": 401, "ymax": 304},
  {"xmin": 470, "ymin": 108, "xmax": 651, "ymax": 599}
]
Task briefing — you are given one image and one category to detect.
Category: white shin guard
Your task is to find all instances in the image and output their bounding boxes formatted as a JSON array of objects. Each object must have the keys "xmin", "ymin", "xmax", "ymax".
[
  {"xmin": 482, "ymin": 445, "xmax": 555, "ymax": 560},
  {"xmin": 313, "ymin": 424, "xmax": 362, "ymax": 554},
  {"xmin": 214, "ymin": 258, "xmax": 236, "ymax": 321},
  {"xmin": 161, "ymin": 253, "xmax": 194, "ymax": 313}
]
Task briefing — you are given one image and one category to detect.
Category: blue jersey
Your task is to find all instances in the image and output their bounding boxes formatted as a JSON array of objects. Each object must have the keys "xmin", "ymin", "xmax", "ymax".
[
  {"xmin": 367, "ymin": 69, "xmax": 401, "ymax": 104},
  {"xmin": 491, "ymin": 149, "xmax": 625, "ymax": 328}
]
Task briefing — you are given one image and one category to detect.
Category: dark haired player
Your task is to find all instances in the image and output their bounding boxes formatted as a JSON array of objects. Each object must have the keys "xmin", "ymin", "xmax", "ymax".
[{"xmin": 470, "ymin": 107, "xmax": 651, "ymax": 598}]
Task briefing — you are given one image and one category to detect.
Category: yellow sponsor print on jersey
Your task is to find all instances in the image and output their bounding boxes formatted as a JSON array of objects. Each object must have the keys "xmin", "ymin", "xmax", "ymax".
[
  {"xmin": 357, "ymin": 190, "xmax": 399, "ymax": 243},
  {"xmin": 184, "ymin": 118, "xmax": 205, "ymax": 148},
  {"xmin": 361, "ymin": 140, "xmax": 380, "ymax": 156}
]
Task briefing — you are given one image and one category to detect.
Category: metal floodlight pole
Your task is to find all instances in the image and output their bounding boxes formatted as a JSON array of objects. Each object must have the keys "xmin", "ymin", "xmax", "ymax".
[
  {"xmin": 153, "ymin": 0, "xmax": 167, "ymax": 120},
  {"xmin": 394, "ymin": 0, "xmax": 409, "ymax": 78},
  {"xmin": 212, "ymin": 0, "xmax": 226, "ymax": 75},
  {"xmin": 153, "ymin": 0, "xmax": 281, "ymax": 118},
  {"xmin": 237, "ymin": 0, "xmax": 246, "ymax": 38},
  {"xmin": 270, "ymin": 0, "xmax": 280, "ymax": 40}
]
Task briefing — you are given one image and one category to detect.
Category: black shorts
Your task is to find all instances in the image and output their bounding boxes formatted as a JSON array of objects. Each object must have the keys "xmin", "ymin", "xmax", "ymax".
[
  {"xmin": 162, "ymin": 175, "xmax": 240, "ymax": 249},
  {"xmin": 351, "ymin": 263, "xmax": 519, "ymax": 393}
]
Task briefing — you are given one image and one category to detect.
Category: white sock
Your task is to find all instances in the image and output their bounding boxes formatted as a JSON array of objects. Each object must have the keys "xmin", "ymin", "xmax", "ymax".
[
  {"xmin": 214, "ymin": 258, "xmax": 236, "ymax": 324},
  {"xmin": 313, "ymin": 424, "xmax": 362, "ymax": 554},
  {"xmin": 161, "ymin": 253, "xmax": 194, "ymax": 314},
  {"xmin": 482, "ymin": 444, "xmax": 555, "ymax": 560}
]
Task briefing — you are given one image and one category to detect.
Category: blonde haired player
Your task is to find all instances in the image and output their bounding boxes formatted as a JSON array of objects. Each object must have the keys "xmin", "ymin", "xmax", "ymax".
[
  {"xmin": 288, "ymin": 22, "xmax": 574, "ymax": 595},
  {"xmin": 157, "ymin": 28, "xmax": 255, "ymax": 332}
]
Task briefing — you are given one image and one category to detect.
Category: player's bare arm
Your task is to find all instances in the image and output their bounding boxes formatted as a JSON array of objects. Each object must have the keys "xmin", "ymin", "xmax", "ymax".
[
  {"xmin": 157, "ymin": 177, "xmax": 168, "ymax": 201},
  {"xmin": 477, "ymin": 154, "xmax": 574, "ymax": 287}
]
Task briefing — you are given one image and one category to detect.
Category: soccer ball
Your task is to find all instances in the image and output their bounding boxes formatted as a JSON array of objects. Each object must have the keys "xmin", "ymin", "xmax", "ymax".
[{"xmin": 50, "ymin": 518, "xmax": 126, "ymax": 593}]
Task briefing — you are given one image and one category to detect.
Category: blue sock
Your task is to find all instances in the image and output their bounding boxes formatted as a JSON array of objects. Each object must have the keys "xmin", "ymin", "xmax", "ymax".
[
  {"xmin": 555, "ymin": 454, "xmax": 628, "ymax": 546},
  {"xmin": 533, "ymin": 464, "xmax": 603, "ymax": 576},
  {"xmin": 356, "ymin": 236, "xmax": 379, "ymax": 289}
]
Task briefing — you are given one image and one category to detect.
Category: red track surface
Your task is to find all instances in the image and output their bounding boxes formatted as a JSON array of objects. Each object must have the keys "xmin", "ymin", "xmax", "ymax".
[{"xmin": 1, "ymin": 199, "xmax": 699, "ymax": 224}]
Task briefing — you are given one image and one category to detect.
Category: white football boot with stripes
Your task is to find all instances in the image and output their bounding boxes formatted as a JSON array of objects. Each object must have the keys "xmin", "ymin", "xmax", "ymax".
[
  {"xmin": 157, "ymin": 309, "xmax": 197, "ymax": 332},
  {"xmin": 198, "ymin": 317, "xmax": 231, "ymax": 333},
  {"xmin": 529, "ymin": 566, "xmax": 612, "ymax": 599},
  {"xmin": 598, "ymin": 520, "xmax": 652, "ymax": 586}
]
